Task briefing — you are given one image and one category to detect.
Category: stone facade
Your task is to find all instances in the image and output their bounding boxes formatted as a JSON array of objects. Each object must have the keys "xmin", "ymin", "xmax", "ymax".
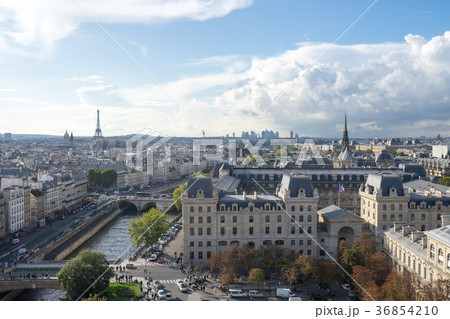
[
  {"xmin": 3, "ymin": 187, "xmax": 25, "ymax": 234},
  {"xmin": 181, "ymin": 174, "xmax": 363, "ymax": 266},
  {"xmin": 0, "ymin": 193, "xmax": 6, "ymax": 238}
]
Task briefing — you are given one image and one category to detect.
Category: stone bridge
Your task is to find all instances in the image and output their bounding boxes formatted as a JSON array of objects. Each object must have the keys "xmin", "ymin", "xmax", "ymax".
[
  {"xmin": 117, "ymin": 196, "xmax": 177, "ymax": 212},
  {"xmin": 0, "ymin": 278, "xmax": 61, "ymax": 293}
]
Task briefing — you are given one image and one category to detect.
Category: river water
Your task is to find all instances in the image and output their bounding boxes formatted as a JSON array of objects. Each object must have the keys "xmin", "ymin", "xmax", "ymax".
[{"xmin": 15, "ymin": 207, "xmax": 179, "ymax": 301}]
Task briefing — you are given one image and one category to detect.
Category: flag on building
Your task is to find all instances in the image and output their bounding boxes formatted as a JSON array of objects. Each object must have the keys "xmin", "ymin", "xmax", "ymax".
[{"xmin": 339, "ymin": 183, "xmax": 345, "ymax": 193}]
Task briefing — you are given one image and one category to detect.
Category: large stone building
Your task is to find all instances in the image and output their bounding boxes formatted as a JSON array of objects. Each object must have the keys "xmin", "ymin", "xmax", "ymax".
[
  {"xmin": 416, "ymin": 158, "xmax": 450, "ymax": 178},
  {"xmin": 2, "ymin": 187, "xmax": 25, "ymax": 234},
  {"xmin": 0, "ymin": 193, "xmax": 6, "ymax": 238},
  {"xmin": 30, "ymin": 189, "xmax": 45, "ymax": 227},
  {"xmin": 181, "ymin": 174, "xmax": 363, "ymax": 266},
  {"xmin": 384, "ymin": 216, "xmax": 450, "ymax": 284},
  {"xmin": 360, "ymin": 175, "xmax": 450, "ymax": 244}
]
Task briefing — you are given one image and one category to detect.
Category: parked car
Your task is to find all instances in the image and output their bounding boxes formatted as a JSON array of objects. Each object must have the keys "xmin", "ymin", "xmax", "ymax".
[
  {"xmin": 228, "ymin": 289, "xmax": 246, "ymax": 298},
  {"xmin": 149, "ymin": 254, "xmax": 158, "ymax": 261},
  {"xmin": 176, "ymin": 279, "xmax": 184, "ymax": 285},
  {"xmin": 157, "ymin": 289, "xmax": 166, "ymax": 300},
  {"xmin": 276, "ymin": 288, "xmax": 295, "ymax": 299},
  {"xmin": 12, "ymin": 238, "xmax": 20, "ymax": 245},
  {"xmin": 347, "ymin": 290, "xmax": 356, "ymax": 298},
  {"xmin": 157, "ymin": 257, "xmax": 164, "ymax": 264},
  {"xmin": 341, "ymin": 283, "xmax": 351, "ymax": 291},
  {"xmin": 248, "ymin": 290, "xmax": 264, "ymax": 298}
]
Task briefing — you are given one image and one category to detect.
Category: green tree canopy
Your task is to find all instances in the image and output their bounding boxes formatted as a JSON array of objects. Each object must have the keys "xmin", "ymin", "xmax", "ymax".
[
  {"xmin": 101, "ymin": 168, "xmax": 118, "ymax": 187},
  {"xmin": 248, "ymin": 268, "xmax": 266, "ymax": 282},
  {"xmin": 173, "ymin": 182, "xmax": 187, "ymax": 211},
  {"xmin": 87, "ymin": 168, "xmax": 101, "ymax": 186},
  {"xmin": 437, "ymin": 177, "xmax": 450, "ymax": 187},
  {"xmin": 128, "ymin": 207, "xmax": 170, "ymax": 248},
  {"xmin": 341, "ymin": 247, "xmax": 365, "ymax": 273},
  {"xmin": 57, "ymin": 249, "xmax": 114, "ymax": 300}
]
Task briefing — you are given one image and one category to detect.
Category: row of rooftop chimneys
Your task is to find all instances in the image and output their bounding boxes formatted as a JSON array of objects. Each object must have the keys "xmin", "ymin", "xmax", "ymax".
[
  {"xmin": 395, "ymin": 215, "xmax": 450, "ymax": 248},
  {"xmin": 235, "ymin": 190, "xmax": 258, "ymax": 200}
]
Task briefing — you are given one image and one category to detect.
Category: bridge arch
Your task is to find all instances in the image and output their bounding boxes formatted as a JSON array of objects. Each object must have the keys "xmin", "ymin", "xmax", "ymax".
[{"xmin": 118, "ymin": 201, "xmax": 138, "ymax": 211}]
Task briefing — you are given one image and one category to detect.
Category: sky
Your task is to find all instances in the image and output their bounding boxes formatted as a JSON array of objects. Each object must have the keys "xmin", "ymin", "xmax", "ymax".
[{"xmin": 0, "ymin": 0, "xmax": 449, "ymax": 139}]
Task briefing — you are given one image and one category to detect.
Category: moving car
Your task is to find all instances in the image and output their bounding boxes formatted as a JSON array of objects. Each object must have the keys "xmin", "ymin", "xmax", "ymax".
[
  {"xmin": 178, "ymin": 283, "xmax": 188, "ymax": 293},
  {"xmin": 157, "ymin": 289, "xmax": 166, "ymax": 300},
  {"xmin": 12, "ymin": 238, "xmax": 20, "ymax": 245},
  {"xmin": 149, "ymin": 254, "xmax": 158, "ymax": 261},
  {"xmin": 157, "ymin": 257, "xmax": 164, "ymax": 264}
]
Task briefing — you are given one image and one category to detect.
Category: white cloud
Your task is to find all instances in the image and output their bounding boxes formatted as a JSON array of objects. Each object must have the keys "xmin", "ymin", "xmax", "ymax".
[{"xmin": 0, "ymin": 0, "xmax": 253, "ymax": 52}]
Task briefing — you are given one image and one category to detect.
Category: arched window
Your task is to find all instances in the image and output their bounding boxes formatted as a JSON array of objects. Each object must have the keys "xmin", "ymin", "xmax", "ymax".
[
  {"xmin": 430, "ymin": 244, "xmax": 435, "ymax": 259},
  {"xmin": 263, "ymin": 240, "xmax": 272, "ymax": 246},
  {"xmin": 275, "ymin": 240, "xmax": 284, "ymax": 246},
  {"xmin": 218, "ymin": 241, "xmax": 227, "ymax": 247},
  {"xmin": 438, "ymin": 249, "xmax": 443, "ymax": 265}
]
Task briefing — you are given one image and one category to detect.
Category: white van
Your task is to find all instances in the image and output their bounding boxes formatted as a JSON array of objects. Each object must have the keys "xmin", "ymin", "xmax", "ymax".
[
  {"xmin": 276, "ymin": 288, "xmax": 295, "ymax": 298},
  {"xmin": 228, "ymin": 288, "xmax": 246, "ymax": 298}
]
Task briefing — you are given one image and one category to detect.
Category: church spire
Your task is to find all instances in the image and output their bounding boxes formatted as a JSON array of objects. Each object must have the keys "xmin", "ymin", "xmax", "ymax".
[{"xmin": 342, "ymin": 110, "xmax": 349, "ymax": 150}]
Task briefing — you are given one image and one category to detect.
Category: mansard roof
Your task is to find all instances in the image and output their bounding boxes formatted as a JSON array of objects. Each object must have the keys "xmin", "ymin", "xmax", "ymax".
[
  {"xmin": 278, "ymin": 174, "xmax": 314, "ymax": 198},
  {"xmin": 365, "ymin": 173, "xmax": 405, "ymax": 196},
  {"xmin": 186, "ymin": 175, "xmax": 214, "ymax": 198}
]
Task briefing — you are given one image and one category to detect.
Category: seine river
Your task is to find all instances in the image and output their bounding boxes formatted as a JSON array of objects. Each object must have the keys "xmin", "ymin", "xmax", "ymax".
[{"xmin": 15, "ymin": 207, "xmax": 178, "ymax": 301}]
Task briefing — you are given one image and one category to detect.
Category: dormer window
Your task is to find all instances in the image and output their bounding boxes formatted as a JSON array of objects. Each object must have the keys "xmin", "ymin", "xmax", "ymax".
[
  {"xmin": 390, "ymin": 188, "xmax": 397, "ymax": 196},
  {"xmin": 265, "ymin": 204, "xmax": 270, "ymax": 210},
  {"xmin": 298, "ymin": 188, "xmax": 305, "ymax": 197},
  {"xmin": 196, "ymin": 189, "xmax": 205, "ymax": 199}
]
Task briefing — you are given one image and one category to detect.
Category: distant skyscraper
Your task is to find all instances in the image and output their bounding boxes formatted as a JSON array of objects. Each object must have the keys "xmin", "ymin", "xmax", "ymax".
[{"xmin": 93, "ymin": 108, "xmax": 104, "ymax": 140}]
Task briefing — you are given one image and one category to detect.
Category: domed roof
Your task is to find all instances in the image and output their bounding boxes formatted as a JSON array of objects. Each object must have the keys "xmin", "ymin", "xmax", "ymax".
[{"xmin": 375, "ymin": 149, "xmax": 394, "ymax": 162}]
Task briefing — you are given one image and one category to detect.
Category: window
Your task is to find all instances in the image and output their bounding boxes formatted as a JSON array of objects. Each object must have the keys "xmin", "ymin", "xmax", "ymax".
[
  {"xmin": 307, "ymin": 240, "xmax": 312, "ymax": 246},
  {"xmin": 307, "ymin": 226, "xmax": 312, "ymax": 233},
  {"xmin": 438, "ymin": 249, "xmax": 443, "ymax": 265},
  {"xmin": 198, "ymin": 252, "xmax": 203, "ymax": 260},
  {"xmin": 421, "ymin": 214, "xmax": 426, "ymax": 221},
  {"xmin": 190, "ymin": 217, "xmax": 194, "ymax": 224},
  {"xmin": 299, "ymin": 216, "xmax": 304, "ymax": 222},
  {"xmin": 232, "ymin": 216, "xmax": 237, "ymax": 223},
  {"xmin": 207, "ymin": 228, "xmax": 211, "ymax": 235},
  {"xmin": 220, "ymin": 205, "xmax": 225, "ymax": 211},
  {"xmin": 299, "ymin": 227, "xmax": 304, "ymax": 234},
  {"xmin": 220, "ymin": 216, "xmax": 225, "ymax": 223},
  {"xmin": 299, "ymin": 240, "xmax": 304, "ymax": 245},
  {"xmin": 307, "ymin": 215, "xmax": 312, "ymax": 222},
  {"xmin": 265, "ymin": 215, "xmax": 270, "ymax": 222},
  {"xmin": 437, "ymin": 214, "xmax": 441, "ymax": 221},
  {"xmin": 218, "ymin": 241, "xmax": 227, "ymax": 246},
  {"xmin": 277, "ymin": 226, "xmax": 282, "ymax": 234},
  {"xmin": 299, "ymin": 250, "xmax": 304, "ymax": 255},
  {"xmin": 277, "ymin": 215, "xmax": 282, "ymax": 223},
  {"xmin": 220, "ymin": 227, "xmax": 225, "ymax": 235},
  {"xmin": 189, "ymin": 228, "xmax": 194, "ymax": 236},
  {"xmin": 382, "ymin": 225, "xmax": 387, "ymax": 231},
  {"xmin": 207, "ymin": 206, "xmax": 211, "ymax": 213},
  {"xmin": 391, "ymin": 204, "xmax": 395, "ymax": 211},
  {"xmin": 198, "ymin": 241, "xmax": 203, "ymax": 248},
  {"xmin": 232, "ymin": 227, "xmax": 237, "ymax": 235},
  {"xmin": 307, "ymin": 250, "xmax": 312, "ymax": 255},
  {"xmin": 399, "ymin": 214, "xmax": 403, "ymax": 221},
  {"xmin": 383, "ymin": 204, "xmax": 387, "ymax": 211},
  {"xmin": 300, "ymin": 206, "xmax": 304, "ymax": 211},
  {"xmin": 190, "ymin": 206, "xmax": 194, "ymax": 213},
  {"xmin": 382, "ymin": 214, "xmax": 387, "ymax": 222},
  {"xmin": 275, "ymin": 240, "xmax": 284, "ymax": 246},
  {"xmin": 190, "ymin": 241, "xmax": 194, "ymax": 248},
  {"xmin": 291, "ymin": 240, "xmax": 295, "ymax": 246},
  {"xmin": 291, "ymin": 216, "xmax": 295, "ymax": 223},
  {"xmin": 207, "ymin": 216, "xmax": 211, "ymax": 223},
  {"xmin": 198, "ymin": 207, "xmax": 203, "ymax": 213},
  {"xmin": 399, "ymin": 204, "xmax": 403, "ymax": 210},
  {"xmin": 291, "ymin": 205, "xmax": 295, "ymax": 211},
  {"xmin": 232, "ymin": 205, "xmax": 237, "ymax": 211},
  {"xmin": 190, "ymin": 252, "xmax": 194, "ymax": 260},
  {"xmin": 390, "ymin": 214, "xmax": 395, "ymax": 221},
  {"xmin": 198, "ymin": 216, "xmax": 203, "ymax": 223},
  {"xmin": 249, "ymin": 206, "xmax": 253, "ymax": 212},
  {"xmin": 249, "ymin": 227, "xmax": 254, "ymax": 235},
  {"xmin": 249, "ymin": 216, "xmax": 254, "ymax": 223},
  {"xmin": 291, "ymin": 226, "xmax": 295, "ymax": 234},
  {"xmin": 207, "ymin": 251, "xmax": 211, "ymax": 259},
  {"xmin": 423, "ymin": 267, "xmax": 427, "ymax": 279},
  {"xmin": 447, "ymin": 254, "xmax": 450, "ymax": 270},
  {"xmin": 319, "ymin": 250, "xmax": 325, "ymax": 256},
  {"xmin": 198, "ymin": 228, "xmax": 203, "ymax": 236},
  {"xmin": 265, "ymin": 227, "xmax": 270, "ymax": 234},
  {"xmin": 308, "ymin": 205, "xmax": 312, "ymax": 212},
  {"xmin": 430, "ymin": 244, "xmax": 435, "ymax": 259},
  {"xmin": 411, "ymin": 214, "xmax": 415, "ymax": 221}
]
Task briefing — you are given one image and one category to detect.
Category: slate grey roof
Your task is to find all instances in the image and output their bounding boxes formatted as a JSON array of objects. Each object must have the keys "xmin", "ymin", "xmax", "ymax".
[
  {"xmin": 425, "ymin": 226, "xmax": 450, "ymax": 245},
  {"xmin": 318, "ymin": 205, "xmax": 347, "ymax": 220},
  {"xmin": 400, "ymin": 163, "xmax": 426, "ymax": 177},
  {"xmin": 375, "ymin": 149, "xmax": 394, "ymax": 162},
  {"xmin": 218, "ymin": 194, "xmax": 281, "ymax": 210},
  {"xmin": 212, "ymin": 162, "xmax": 232, "ymax": 178},
  {"xmin": 337, "ymin": 148, "xmax": 353, "ymax": 161},
  {"xmin": 278, "ymin": 174, "xmax": 314, "ymax": 198},
  {"xmin": 186, "ymin": 175, "xmax": 214, "ymax": 198},
  {"xmin": 404, "ymin": 179, "xmax": 450, "ymax": 195},
  {"xmin": 365, "ymin": 173, "xmax": 405, "ymax": 196},
  {"xmin": 385, "ymin": 227, "xmax": 427, "ymax": 259},
  {"xmin": 214, "ymin": 175, "xmax": 241, "ymax": 194}
]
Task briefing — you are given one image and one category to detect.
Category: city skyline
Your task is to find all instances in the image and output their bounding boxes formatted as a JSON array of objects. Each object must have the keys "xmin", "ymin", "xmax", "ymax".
[{"xmin": 0, "ymin": 1, "xmax": 450, "ymax": 138}]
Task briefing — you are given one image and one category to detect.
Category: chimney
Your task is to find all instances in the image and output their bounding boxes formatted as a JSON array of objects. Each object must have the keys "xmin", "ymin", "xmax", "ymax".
[
  {"xmin": 421, "ymin": 236, "xmax": 427, "ymax": 249},
  {"xmin": 401, "ymin": 225, "xmax": 414, "ymax": 237},
  {"xmin": 441, "ymin": 215, "xmax": 450, "ymax": 227},
  {"xmin": 243, "ymin": 191, "xmax": 246, "ymax": 200},
  {"xmin": 411, "ymin": 230, "xmax": 424, "ymax": 243},
  {"xmin": 234, "ymin": 189, "xmax": 238, "ymax": 195},
  {"xmin": 254, "ymin": 191, "xmax": 257, "ymax": 199},
  {"xmin": 394, "ymin": 222, "xmax": 406, "ymax": 232}
]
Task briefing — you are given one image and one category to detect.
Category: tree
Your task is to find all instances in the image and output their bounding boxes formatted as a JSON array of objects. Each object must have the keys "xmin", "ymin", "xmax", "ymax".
[
  {"xmin": 283, "ymin": 262, "xmax": 301, "ymax": 285},
  {"xmin": 437, "ymin": 176, "xmax": 450, "ymax": 187},
  {"xmin": 317, "ymin": 261, "xmax": 340, "ymax": 284},
  {"xmin": 128, "ymin": 208, "xmax": 170, "ymax": 248},
  {"xmin": 172, "ymin": 182, "xmax": 187, "ymax": 211},
  {"xmin": 382, "ymin": 270, "xmax": 411, "ymax": 301},
  {"xmin": 87, "ymin": 168, "xmax": 101, "ymax": 186},
  {"xmin": 256, "ymin": 245, "xmax": 288, "ymax": 276},
  {"xmin": 295, "ymin": 255, "xmax": 318, "ymax": 282},
  {"xmin": 365, "ymin": 252, "xmax": 391, "ymax": 285},
  {"xmin": 57, "ymin": 249, "xmax": 115, "ymax": 300},
  {"xmin": 354, "ymin": 233, "xmax": 377, "ymax": 259},
  {"xmin": 248, "ymin": 268, "xmax": 266, "ymax": 283},
  {"xmin": 101, "ymin": 168, "xmax": 118, "ymax": 188},
  {"xmin": 237, "ymin": 245, "xmax": 257, "ymax": 272},
  {"xmin": 340, "ymin": 247, "xmax": 364, "ymax": 273}
]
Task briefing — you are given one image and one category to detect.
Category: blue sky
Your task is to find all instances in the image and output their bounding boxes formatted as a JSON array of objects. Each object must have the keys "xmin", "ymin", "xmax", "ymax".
[{"xmin": 0, "ymin": 0, "xmax": 449, "ymax": 138}]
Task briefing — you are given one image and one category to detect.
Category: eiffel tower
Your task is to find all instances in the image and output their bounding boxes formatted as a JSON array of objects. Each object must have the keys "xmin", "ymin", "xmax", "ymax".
[{"xmin": 93, "ymin": 108, "xmax": 104, "ymax": 140}]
